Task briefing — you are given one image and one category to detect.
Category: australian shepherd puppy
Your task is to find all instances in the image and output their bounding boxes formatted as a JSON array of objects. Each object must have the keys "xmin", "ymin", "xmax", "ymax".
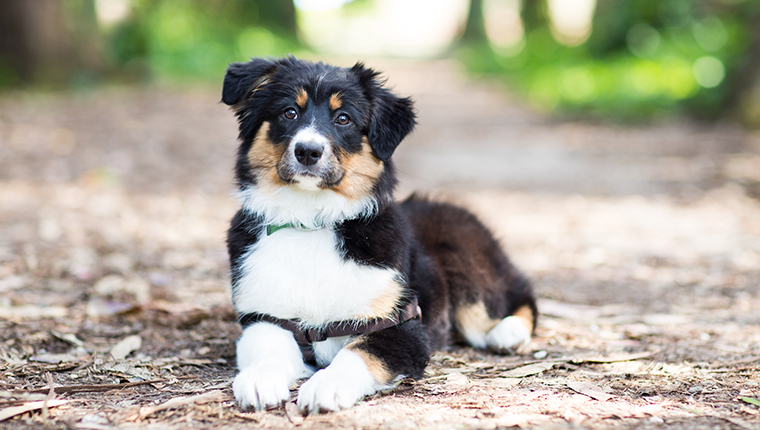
[{"xmin": 221, "ymin": 56, "xmax": 537, "ymax": 414}]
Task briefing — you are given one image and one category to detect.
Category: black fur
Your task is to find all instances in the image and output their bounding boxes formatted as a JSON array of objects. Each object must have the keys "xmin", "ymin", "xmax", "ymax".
[{"xmin": 223, "ymin": 57, "xmax": 537, "ymax": 406}]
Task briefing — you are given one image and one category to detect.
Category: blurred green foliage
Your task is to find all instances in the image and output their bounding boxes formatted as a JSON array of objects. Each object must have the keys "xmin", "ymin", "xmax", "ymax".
[
  {"xmin": 101, "ymin": 0, "xmax": 301, "ymax": 83},
  {"xmin": 462, "ymin": 0, "xmax": 760, "ymax": 121}
]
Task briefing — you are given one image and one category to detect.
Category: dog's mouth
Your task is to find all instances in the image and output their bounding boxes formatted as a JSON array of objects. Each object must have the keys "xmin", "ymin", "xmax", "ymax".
[{"xmin": 277, "ymin": 163, "xmax": 345, "ymax": 191}]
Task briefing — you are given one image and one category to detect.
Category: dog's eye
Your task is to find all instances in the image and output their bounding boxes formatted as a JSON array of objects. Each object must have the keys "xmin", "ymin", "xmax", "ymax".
[
  {"xmin": 283, "ymin": 108, "xmax": 297, "ymax": 120},
  {"xmin": 335, "ymin": 114, "xmax": 351, "ymax": 126}
]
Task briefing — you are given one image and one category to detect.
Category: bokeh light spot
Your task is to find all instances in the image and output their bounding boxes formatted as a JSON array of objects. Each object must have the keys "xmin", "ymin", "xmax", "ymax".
[{"xmin": 692, "ymin": 56, "xmax": 725, "ymax": 88}]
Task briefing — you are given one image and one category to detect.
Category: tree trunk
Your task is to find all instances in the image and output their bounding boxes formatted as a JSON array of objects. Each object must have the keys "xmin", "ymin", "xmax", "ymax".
[
  {"xmin": 257, "ymin": 1, "xmax": 298, "ymax": 40},
  {"xmin": 0, "ymin": 0, "xmax": 74, "ymax": 84},
  {"xmin": 461, "ymin": 0, "xmax": 487, "ymax": 45}
]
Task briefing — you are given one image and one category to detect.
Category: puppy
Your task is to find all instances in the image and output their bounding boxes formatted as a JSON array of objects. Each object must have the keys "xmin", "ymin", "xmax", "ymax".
[{"xmin": 222, "ymin": 56, "xmax": 537, "ymax": 413}]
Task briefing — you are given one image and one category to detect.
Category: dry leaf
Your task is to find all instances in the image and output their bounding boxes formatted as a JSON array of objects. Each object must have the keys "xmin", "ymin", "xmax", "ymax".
[
  {"xmin": 444, "ymin": 373, "xmax": 471, "ymax": 389},
  {"xmin": 0, "ymin": 400, "xmax": 68, "ymax": 422},
  {"xmin": 479, "ymin": 378, "xmax": 521, "ymax": 389},
  {"xmin": 501, "ymin": 361, "xmax": 559, "ymax": 378},
  {"xmin": 0, "ymin": 305, "xmax": 67, "ymax": 320},
  {"xmin": 566, "ymin": 381, "xmax": 614, "ymax": 401},
  {"xmin": 139, "ymin": 390, "xmax": 228, "ymax": 418},
  {"xmin": 285, "ymin": 402, "xmax": 304, "ymax": 425},
  {"xmin": 572, "ymin": 351, "xmax": 657, "ymax": 364},
  {"xmin": 110, "ymin": 335, "xmax": 142, "ymax": 360},
  {"xmin": 29, "ymin": 353, "xmax": 81, "ymax": 364}
]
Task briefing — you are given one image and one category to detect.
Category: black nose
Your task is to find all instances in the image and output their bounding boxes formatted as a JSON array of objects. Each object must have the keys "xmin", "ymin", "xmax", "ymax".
[{"xmin": 294, "ymin": 142, "xmax": 323, "ymax": 166}]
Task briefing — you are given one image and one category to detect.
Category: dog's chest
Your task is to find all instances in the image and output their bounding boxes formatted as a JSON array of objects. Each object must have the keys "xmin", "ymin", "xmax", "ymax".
[{"xmin": 233, "ymin": 227, "xmax": 401, "ymax": 326}]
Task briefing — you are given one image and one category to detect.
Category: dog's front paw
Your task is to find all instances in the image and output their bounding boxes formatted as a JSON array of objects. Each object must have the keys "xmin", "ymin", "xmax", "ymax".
[
  {"xmin": 296, "ymin": 368, "xmax": 366, "ymax": 413},
  {"xmin": 485, "ymin": 315, "xmax": 531, "ymax": 354},
  {"xmin": 233, "ymin": 366, "xmax": 292, "ymax": 411},
  {"xmin": 296, "ymin": 350, "xmax": 379, "ymax": 414}
]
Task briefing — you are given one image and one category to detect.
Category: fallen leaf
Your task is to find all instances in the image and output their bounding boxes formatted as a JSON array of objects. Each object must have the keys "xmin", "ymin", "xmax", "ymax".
[
  {"xmin": 51, "ymin": 331, "xmax": 85, "ymax": 347},
  {"xmin": 0, "ymin": 305, "xmax": 67, "ymax": 320},
  {"xmin": 571, "ymin": 351, "xmax": 657, "ymax": 364},
  {"xmin": 478, "ymin": 378, "xmax": 521, "ymax": 389},
  {"xmin": 86, "ymin": 298, "xmax": 138, "ymax": 317},
  {"xmin": 720, "ymin": 416, "xmax": 756, "ymax": 430},
  {"xmin": 566, "ymin": 381, "xmax": 614, "ymax": 401},
  {"xmin": 501, "ymin": 361, "xmax": 559, "ymax": 378},
  {"xmin": 285, "ymin": 402, "xmax": 304, "ymax": 425},
  {"xmin": 444, "ymin": 373, "xmax": 471, "ymax": 389},
  {"xmin": 537, "ymin": 299, "xmax": 625, "ymax": 319},
  {"xmin": 138, "ymin": 390, "xmax": 228, "ymax": 418},
  {"xmin": 29, "ymin": 353, "xmax": 81, "ymax": 364},
  {"xmin": 110, "ymin": 335, "xmax": 142, "ymax": 360},
  {"xmin": 740, "ymin": 397, "xmax": 760, "ymax": 407},
  {"xmin": 0, "ymin": 400, "xmax": 68, "ymax": 422}
]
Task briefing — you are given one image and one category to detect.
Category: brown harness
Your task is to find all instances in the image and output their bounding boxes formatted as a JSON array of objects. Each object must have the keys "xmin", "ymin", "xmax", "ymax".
[{"xmin": 239, "ymin": 298, "xmax": 422, "ymax": 363}]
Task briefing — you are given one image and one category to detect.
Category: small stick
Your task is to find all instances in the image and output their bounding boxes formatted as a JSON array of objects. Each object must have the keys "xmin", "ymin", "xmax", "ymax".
[
  {"xmin": 21, "ymin": 375, "xmax": 198, "ymax": 395},
  {"xmin": 42, "ymin": 373, "xmax": 56, "ymax": 424}
]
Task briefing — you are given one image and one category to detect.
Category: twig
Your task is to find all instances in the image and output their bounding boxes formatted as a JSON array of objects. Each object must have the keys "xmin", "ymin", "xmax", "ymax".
[
  {"xmin": 20, "ymin": 375, "xmax": 198, "ymax": 395},
  {"xmin": 42, "ymin": 373, "xmax": 56, "ymax": 424},
  {"xmin": 138, "ymin": 390, "xmax": 229, "ymax": 419}
]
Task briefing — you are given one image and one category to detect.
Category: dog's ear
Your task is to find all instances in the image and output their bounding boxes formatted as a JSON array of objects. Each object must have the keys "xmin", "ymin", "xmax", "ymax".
[
  {"xmin": 351, "ymin": 63, "xmax": 416, "ymax": 162},
  {"xmin": 222, "ymin": 58, "xmax": 277, "ymax": 106}
]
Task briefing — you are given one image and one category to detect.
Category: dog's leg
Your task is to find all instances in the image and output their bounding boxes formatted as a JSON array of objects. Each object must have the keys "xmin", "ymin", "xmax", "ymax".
[
  {"xmin": 296, "ymin": 319, "xmax": 429, "ymax": 413},
  {"xmin": 485, "ymin": 304, "xmax": 534, "ymax": 353},
  {"xmin": 456, "ymin": 302, "xmax": 534, "ymax": 354},
  {"xmin": 233, "ymin": 322, "xmax": 312, "ymax": 411}
]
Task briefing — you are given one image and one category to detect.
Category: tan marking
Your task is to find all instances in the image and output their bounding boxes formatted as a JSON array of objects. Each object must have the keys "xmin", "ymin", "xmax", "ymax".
[
  {"xmin": 246, "ymin": 122, "xmax": 286, "ymax": 190},
  {"xmin": 295, "ymin": 87, "xmax": 308, "ymax": 108},
  {"xmin": 455, "ymin": 301, "xmax": 501, "ymax": 335},
  {"xmin": 354, "ymin": 280, "xmax": 404, "ymax": 321},
  {"xmin": 331, "ymin": 137, "xmax": 384, "ymax": 201},
  {"xmin": 346, "ymin": 339, "xmax": 392, "ymax": 384},
  {"xmin": 512, "ymin": 304, "xmax": 534, "ymax": 334},
  {"xmin": 329, "ymin": 93, "xmax": 343, "ymax": 111}
]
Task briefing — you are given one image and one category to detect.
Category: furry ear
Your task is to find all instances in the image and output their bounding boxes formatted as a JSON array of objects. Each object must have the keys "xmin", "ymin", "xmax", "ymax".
[
  {"xmin": 351, "ymin": 63, "xmax": 416, "ymax": 162},
  {"xmin": 222, "ymin": 58, "xmax": 277, "ymax": 106}
]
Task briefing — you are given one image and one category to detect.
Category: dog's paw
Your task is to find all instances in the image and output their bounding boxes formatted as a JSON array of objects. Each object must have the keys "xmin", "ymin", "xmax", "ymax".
[
  {"xmin": 233, "ymin": 366, "xmax": 292, "ymax": 411},
  {"xmin": 296, "ymin": 350, "xmax": 378, "ymax": 414},
  {"xmin": 485, "ymin": 315, "xmax": 531, "ymax": 354}
]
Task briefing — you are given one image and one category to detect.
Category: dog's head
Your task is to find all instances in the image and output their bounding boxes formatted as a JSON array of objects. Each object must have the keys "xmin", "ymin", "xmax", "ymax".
[{"xmin": 222, "ymin": 57, "xmax": 416, "ymax": 209}]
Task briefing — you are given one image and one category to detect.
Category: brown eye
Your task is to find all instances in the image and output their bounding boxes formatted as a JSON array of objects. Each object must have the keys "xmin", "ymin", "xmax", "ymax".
[
  {"xmin": 283, "ymin": 108, "xmax": 297, "ymax": 120},
  {"xmin": 335, "ymin": 114, "xmax": 351, "ymax": 126}
]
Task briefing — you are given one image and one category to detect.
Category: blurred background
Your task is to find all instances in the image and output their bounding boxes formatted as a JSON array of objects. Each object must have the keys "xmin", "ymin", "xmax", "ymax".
[{"xmin": 1, "ymin": 0, "xmax": 760, "ymax": 124}]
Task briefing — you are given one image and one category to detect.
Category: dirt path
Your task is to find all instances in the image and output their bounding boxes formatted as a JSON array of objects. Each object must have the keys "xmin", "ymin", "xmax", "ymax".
[{"xmin": 1, "ymin": 60, "xmax": 759, "ymax": 429}]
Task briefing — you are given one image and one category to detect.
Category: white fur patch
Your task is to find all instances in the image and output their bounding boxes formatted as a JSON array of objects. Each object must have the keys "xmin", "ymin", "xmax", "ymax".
[
  {"xmin": 291, "ymin": 126, "xmax": 329, "ymax": 147},
  {"xmin": 297, "ymin": 349, "xmax": 387, "ymax": 413},
  {"xmin": 485, "ymin": 316, "xmax": 532, "ymax": 354},
  {"xmin": 293, "ymin": 174, "xmax": 322, "ymax": 191},
  {"xmin": 460, "ymin": 328, "xmax": 488, "ymax": 350},
  {"xmin": 234, "ymin": 227, "xmax": 402, "ymax": 326},
  {"xmin": 312, "ymin": 335, "xmax": 351, "ymax": 368},
  {"xmin": 236, "ymin": 185, "xmax": 376, "ymax": 228},
  {"xmin": 233, "ymin": 322, "xmax": 313, "ymax": 411}
]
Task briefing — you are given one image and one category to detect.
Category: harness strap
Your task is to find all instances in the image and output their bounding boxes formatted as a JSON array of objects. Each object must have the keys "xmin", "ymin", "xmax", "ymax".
[{"xmin": 238, "ymin": 298, "xmax": 422, "ymax": 363}]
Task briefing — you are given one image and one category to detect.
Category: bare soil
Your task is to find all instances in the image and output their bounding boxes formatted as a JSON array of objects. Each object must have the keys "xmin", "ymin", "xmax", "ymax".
[{"xmin": 1, "ymin": 60, "xmax": 759, "ymax": 429}]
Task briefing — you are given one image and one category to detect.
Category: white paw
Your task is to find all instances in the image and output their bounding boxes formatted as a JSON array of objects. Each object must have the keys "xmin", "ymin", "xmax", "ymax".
[
  {"xmin": 485, "ymin": 315, "xmax": 531, "ymax": 354},
  {"xmin": 296, "ymin": 349, "xmax": 380, "ymax": 414},
  {"xmin": 233, "ymin": 366, "xmax": 293, "ymax": 411}
]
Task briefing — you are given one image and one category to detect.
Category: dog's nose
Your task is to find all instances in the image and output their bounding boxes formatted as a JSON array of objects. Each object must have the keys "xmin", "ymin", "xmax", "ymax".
[{"xmin": 294, "ymin": 142, "xmax": 323, "ymax": 166}]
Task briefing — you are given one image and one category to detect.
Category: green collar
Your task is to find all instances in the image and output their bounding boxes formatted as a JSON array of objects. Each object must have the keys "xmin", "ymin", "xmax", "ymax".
[{"xmin": 265, "ymin": 222, "xmax": 324, "ymax": 236}]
